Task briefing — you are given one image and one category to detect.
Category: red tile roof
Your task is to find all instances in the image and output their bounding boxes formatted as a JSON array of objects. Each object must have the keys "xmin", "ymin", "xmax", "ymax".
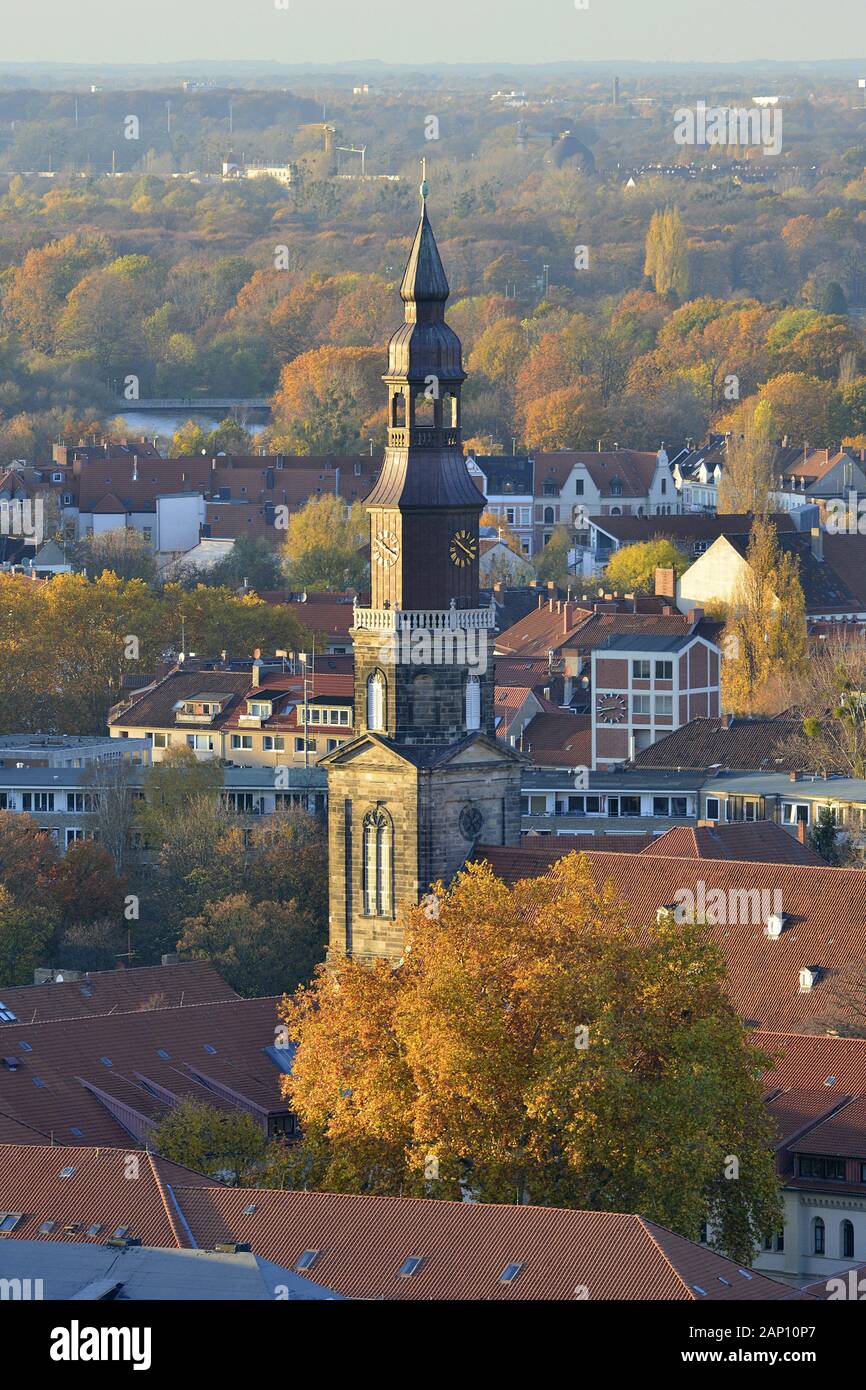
[
  {"xmin": 0, "ymin": 997, "xmax": 288, "ymax": 1146},
  {"xmin": 519, "ymin": 711, "xmax": 592, "ymax": 768},
  {"xmin": 640, "ymin": 823, "xmax": 825, "ymax": 866},
  {"xmin": 173, "ymin": 1184, "xmax": 804, "ymax": 1301},
  {"xmin": 0, "ymin": 1142, "xmax": 806, "ymax": 1300},
  {"xmin": 0, "ymin": 962, "xmax": 237, "ymax": 1026},
  {"xmin": 0, "ymin": 1143, "xmax": 211, "ymax": 1247}
]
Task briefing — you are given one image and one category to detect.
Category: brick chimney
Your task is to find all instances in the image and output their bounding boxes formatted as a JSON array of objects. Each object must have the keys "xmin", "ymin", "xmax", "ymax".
[
  {"xmin": 655, "ymin": 566, "xmax": 676, "ymax": 599},
  {"xmin": 797, "ymin": 818, "xmax": 807, "ymax": 845}
]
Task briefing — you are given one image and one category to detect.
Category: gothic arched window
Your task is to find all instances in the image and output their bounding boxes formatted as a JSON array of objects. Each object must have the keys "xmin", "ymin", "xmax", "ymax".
[
  {"xmin": 363, "ymin": 808, "xmax": 392, "ymax": 917},
  {"xmin": 465, "ymin": 674, "xmax": 481, "ymax": 731},
  {"xmin": 543, "ymin": 506, "xmax": 555, "ymax": 525},
  {"xmin": 842, "ymin": 1219, "xmax": 854, "ymax": 1260},
  {"xmin": 366, "ymin": 672, "xmax": 385, "ymax": 731}
]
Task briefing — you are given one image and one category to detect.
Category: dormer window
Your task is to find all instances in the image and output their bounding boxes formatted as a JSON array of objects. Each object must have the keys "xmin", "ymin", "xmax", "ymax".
[
  {"xmin": 609, "ymin": 478, "xmax": 623, "ymax": 496},
  {"xmin": 247, "ymin": 701, "xmax": 272, "ymax": 718},
  {"xmin": 542, "ymin": 481, "xmax": 558, "ymax": 496}
]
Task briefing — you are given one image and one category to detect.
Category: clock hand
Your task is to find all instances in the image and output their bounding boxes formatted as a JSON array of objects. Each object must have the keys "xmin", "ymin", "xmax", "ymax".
[{"xmin": 456, "ymin": 539, "xmax": 474, "ymax": 557}]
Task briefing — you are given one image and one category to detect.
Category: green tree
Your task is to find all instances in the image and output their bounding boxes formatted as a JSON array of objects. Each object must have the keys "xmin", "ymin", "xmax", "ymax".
[
  {"xmin": 534, "ymin": 526, "xmax": 572, "ymax": 589},
  {"xmin": 604, "ymin": 538, "xmax": 690, "ymax": 594},
  {"xmin": 281, "ymin": 493, "xmax": 368, "ymax": 591},
  {"xmin": 0, "ymin": 884, "xmax": 57, "ymax": 986},
  {"xmin": 177, "ymin": 892, "xmax": 325, "ymax": 997},
  {"xmin": 137, "ymin": 747, "xmax": 224, "ymax": 848},
  {"xmin": 151, "ymin": 1098, "xmax": 268, "ymax": 1184},
  {"xmin": 809, "ymin": 806, "xmax": 840, "ymax": 864}
]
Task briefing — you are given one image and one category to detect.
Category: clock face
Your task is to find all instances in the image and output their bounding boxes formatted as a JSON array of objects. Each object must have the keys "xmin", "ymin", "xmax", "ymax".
[
  {"xmin": 449, "ymin": 529, "xmax": 478, "ymax": 568},
  {"xmin": 373, "ymin": 529, "xmax": 400, "ymax": 567},
  {"xmin": 596, "ymin": 692, "xmax": 627, "ymax": 724}
]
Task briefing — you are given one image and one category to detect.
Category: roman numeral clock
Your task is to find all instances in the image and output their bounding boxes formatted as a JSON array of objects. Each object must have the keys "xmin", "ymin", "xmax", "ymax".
[{"xmin": 449, "ymin": 529, "xmax": 477, "ymax": 568}]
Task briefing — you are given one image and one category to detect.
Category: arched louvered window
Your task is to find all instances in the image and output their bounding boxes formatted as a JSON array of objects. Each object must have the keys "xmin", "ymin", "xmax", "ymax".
[
  {"xmin": 842, "ymin": 1219, "xmax": 854, "ymax": 1260},
  {"xmin": 363, "ymin": 809, "xmax": 392, "ymax": 917},
  {"xmin": 813, "ymin": 1217, "xmax": 825, "ymax": 1255},
  {"xmin": 366, "ymin": 672, "xmax": 385, "ymax": 731},
  {"xmin": 465, "ymin": 675, "xmax": 481, "ymax": 731}
]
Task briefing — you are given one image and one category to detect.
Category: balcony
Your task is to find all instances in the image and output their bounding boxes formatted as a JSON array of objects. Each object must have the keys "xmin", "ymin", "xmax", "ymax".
[{"xmin": 353, "ymin": 601, "xmax": 497, "ymax": 634}]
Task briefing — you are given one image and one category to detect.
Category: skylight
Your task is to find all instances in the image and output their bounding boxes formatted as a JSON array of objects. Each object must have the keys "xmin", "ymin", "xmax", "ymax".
[
  {"xmin": 39, "ymin": 1220, "xmax": 56, "ymax": 1234},
  {"xmin": 0, "ymin": 1002, "xmax": 17, "ymax": 1022},
  {"xmin": 692, "ymin": 1285, "xmax": 708, "ymax": 1296},
  {"xmin": 243, "ymin": 1203, "xmax": 257, "ymax": 1215},
  {"xmin": 203, "ymin": 1044, "xmax": 216, "ymax": 1054},
  {"xmin": 113, "ymin": 1226, "xmax": 129, "ymax": 1238},
  {"xmin": 86, "ymin": 1224, "xmax": 103, "ymax": 1237},
  {"xmin": 296, "ymin": 1249, "xmax": 320, "ymax": 1272},
  {"xmin": 499, "ymin": 1262, "xmax": 524, "ymax": 1284},
  {"xmin": 0, "ymin": 1213, "xmax": 24, "ymax": 1232},
  {"xmin": 18, "ymin": 1041, "xmax": 32, "ymax": 1052},
  {"xmin": 398, "ymin": 1256, "xmax": 424, "ymax": 1278},
  {"xmin": 58, "ymin": 1166, "xmax": 76, "ymax": 1179},
  {"xmin": 157, "ymin": 1049, "xmax": 170, "ymax": 1060}
]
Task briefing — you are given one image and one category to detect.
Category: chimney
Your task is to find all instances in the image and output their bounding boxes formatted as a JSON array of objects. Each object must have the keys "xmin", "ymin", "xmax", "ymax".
[
  {"xmin": 797, "ymin": 818, "xmax": 807, "ymax": 845},
  {"xmin": 810, "ymin": 527, "xmax": 823, "ymax": 562},
  {"xmin": 789, "ymin": 771, "xmax": 799, "ymax": 782},
  {"xmin": 654, "ymin": 566, "xmax": 676, "ymax": 599},
  {"xmin": 251, "ymin": 647, "xmax": 262, "ymax": 687},
  {"xmin": 132, "ymin": 455, "xmax": 138, "ymax": 482},
  {"xmin": 687, "ymin": 607, "xmax": 704, "ymax": 625}
]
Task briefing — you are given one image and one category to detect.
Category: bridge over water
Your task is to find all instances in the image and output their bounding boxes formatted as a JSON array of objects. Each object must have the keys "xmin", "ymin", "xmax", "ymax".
[{"xmin": 112, "ymin": 398, "xmax": 271, "ymax": 411}]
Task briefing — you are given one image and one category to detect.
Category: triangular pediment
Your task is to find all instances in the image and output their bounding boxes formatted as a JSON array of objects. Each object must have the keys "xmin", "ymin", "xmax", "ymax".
[
  {"xmin": 318, "ymin": 733, "xmax": 420, "ymax": 771},
  {"xmin": 435, "ymin": 732, "xmax": 525, "ymax": 767}
]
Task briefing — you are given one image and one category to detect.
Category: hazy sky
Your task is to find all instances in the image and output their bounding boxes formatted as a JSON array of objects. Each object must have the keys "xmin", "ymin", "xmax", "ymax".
[{"xmin": 0, "ymin": 0, "xmax": 863, "ymax": 67}]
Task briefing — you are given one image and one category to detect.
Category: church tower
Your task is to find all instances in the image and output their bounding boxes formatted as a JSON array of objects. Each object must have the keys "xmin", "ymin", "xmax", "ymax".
[{"xmin": 322, "ymin": 171, "xmax": 523, "ymax": 963}]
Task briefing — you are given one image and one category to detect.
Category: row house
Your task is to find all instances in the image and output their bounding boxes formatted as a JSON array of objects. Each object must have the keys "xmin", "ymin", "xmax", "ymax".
[
  {"xmin": 109, "ymin": 662, "xmax": 356, "ymax": 768},
  {"xmin": 466, "ymin": 448, "xmax": 678, "ymax": 559}
]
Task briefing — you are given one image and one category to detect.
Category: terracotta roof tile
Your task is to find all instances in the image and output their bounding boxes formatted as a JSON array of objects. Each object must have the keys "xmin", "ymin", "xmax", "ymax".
[
  {"xmin": 173, "ymin": 1184, "xmax": 804, "ymax": 1301},
  {"xmin": 640, "ymin": 823, "xmax": 826, "ymax": 866}
]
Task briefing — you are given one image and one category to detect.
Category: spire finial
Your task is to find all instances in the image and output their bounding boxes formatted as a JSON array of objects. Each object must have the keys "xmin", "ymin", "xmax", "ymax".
[{"xmin": 419, "ymin": 157, "xmax": 428, "ymax": 204}]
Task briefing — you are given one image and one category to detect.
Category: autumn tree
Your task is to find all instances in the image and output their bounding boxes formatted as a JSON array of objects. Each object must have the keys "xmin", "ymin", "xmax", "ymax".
[
  {"xmin": 50, "ymin": 840, "xmax": 127, "ymax": 929},
  {"xmin": 280, "ymin": 855, "xmax": 782, "ymax": 1261},
  {"xmin": 722, "ymin": 521, "xmax": 808, "ymax": 714},
  {"xmin": 643, "ymin": 207, "xmax": 689, "ymax": 299},
  {"xmin": 717, "ymin": 401, "xmax": 777, "ymax": 515}
]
